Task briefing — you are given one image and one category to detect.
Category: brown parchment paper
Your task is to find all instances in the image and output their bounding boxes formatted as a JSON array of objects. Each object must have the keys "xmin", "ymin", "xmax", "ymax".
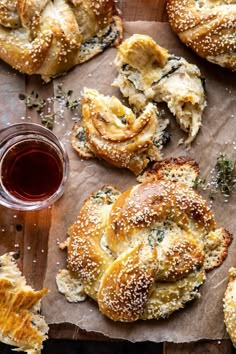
[
  {"xmin": 42, "ymin": 22, "xmax": 236, "ymax": 342},
  {"xmin": 0, "ymin": 62, "xmax": 26, "ymax": 128}
]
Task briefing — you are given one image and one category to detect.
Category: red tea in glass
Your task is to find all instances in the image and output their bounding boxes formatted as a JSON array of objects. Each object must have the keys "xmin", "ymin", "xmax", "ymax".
[
  {"xmin": 1, "ymin": 139, "xmax": 63, "ymax": 201},
  {"xmin": 0, "ymin": 123, "xmax": 69, "ymax": 210}
]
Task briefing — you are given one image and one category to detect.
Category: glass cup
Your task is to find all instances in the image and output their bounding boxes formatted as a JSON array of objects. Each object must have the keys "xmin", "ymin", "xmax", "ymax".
[{"xmin": 0, "ymin": 123, "xmax": 69, "ymax": 210}]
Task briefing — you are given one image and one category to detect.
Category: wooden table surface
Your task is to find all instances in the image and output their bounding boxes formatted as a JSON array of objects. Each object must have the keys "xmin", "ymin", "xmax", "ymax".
[{"xmin": 0, "ymin": 0, "xmax": 233, "ymax": 353}]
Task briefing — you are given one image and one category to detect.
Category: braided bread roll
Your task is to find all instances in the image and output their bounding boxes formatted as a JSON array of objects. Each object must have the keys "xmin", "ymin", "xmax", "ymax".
[
  {"xmin": 0, "ymin": 0, "xmax": 123, "ymax": 81},
  {"xmin": 66, "ymin": 158, "xmax": 232, "ymax": 322},
  {"xmin": 166, "ymin": 0, "xmax": 236, "ymax": 71}
]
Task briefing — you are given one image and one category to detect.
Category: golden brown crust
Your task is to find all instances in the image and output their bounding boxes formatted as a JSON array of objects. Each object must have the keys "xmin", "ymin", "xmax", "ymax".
[
  {"xmin": 224, "ymin": 267, "xmax": 236, "ymax": 347},
  {"xmin": 107, "ymin": 181, "xmax": 216, "ymax": 251},
  {"xmin": 97, "ymin": 244, "xmax": 158, "ymax": 322},
  {"xmin": 142, "ymin": 268, "xmax": 206, "ymax": 319},
  {"xmin": 137, "ymin": 156, "xmax": 200, "ymax": 187},
  {"xmin": 0, "ymin": 0, "xmax": 123, "ymax": 81},
  {"xmin": 0, "ymin": 253, "xmax": 48, "ymax": 353},
  {"xmin": 71, "ymin": 88, "xmax": 169, "ymax": 175},
  {"xmin": 68, "ymin": 185, "xmax": 121, "ymax": 300},
  {"xmin": 71, "ymin": 122, "xmax": 94, "ymax": 159},
  {"xmin": 0, "ymin": 1, "xmax": 21, "ymax": 28},
  {"xmin": 0, "ymin": 281, "xmax": 47, "ymax": 349},
  {"xmin": 204, "ymin": 227, "xmax": 233, "ymax": 271},
  {"xmin": 166, "ymin": 0, "xmax": 236, "ymax": 71},
  {"xmin": 67, "ymin": 159, "xmax": 232, "ymax": 321}
]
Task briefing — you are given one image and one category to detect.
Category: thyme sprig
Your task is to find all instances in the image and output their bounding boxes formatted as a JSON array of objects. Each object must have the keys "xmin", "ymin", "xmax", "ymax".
[
  {"xmin": 55, "ymin": 84, "xmax": 80, "ymax": 111},
  {"xmin": 19, "ymin": 91, "xmax": 46, "ymax": 112},
  {"xmin": 213, "ymin": 153, "xmax": 236, "ymax": 197},
  {"xmin": 193, "ymin": 153, "xmax": 236, "ymax": 201},
  {"xmin": 41, "ymin": 113, "xmax": 57, "ymax": 130},
  {"xmin": 20, "ymin": 84, "xmax": 80, "ymax": 130},
  {"xmin": 193, "ymin": 176, "xmax": 205, "ymax": 190}
]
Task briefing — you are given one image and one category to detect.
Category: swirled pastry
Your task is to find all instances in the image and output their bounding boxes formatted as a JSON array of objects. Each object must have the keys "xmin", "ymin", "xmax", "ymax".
[
  {"xmin": 64, "ymin": 158, "xmax": 232, "ymax": 322},
  {"xmin": 0, "ymin": 0, "xmax": 123, "ymax": 81},
  {"xmin": 166, "ymin": 0, "xmax": 236, "ymax": 71},
  {"xmin": 224, "ymin": 267, "xmax": 236, "ymax": 347},
  {"xmin": 113, "ymin": 34, "xmax": 207, "ymax": 145},
  {"xmin": 71, "ymin": 88, "xmax": 170, "ymax": 175},
  {"xmin": 0, "ymin": 253, "xmax": 48, "ymax": 354}
]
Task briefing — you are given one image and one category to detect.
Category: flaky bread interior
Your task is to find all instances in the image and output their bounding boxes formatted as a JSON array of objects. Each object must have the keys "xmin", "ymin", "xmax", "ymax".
[
  {"xmin": 113, "ymin": 34, "xmax": 207, "ymax": 145},
  {"xmin": 0, "ymin": 253, "xmax": 48, "ymax": 354},
  {"xmin": 71, "ymin": 88, "xmax": 170, "ymax": 175}
]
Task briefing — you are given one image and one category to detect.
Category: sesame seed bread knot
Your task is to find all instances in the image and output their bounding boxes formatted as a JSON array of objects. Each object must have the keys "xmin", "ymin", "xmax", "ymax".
[
  {"xmin": 0, "ymin": 0, "xmax": 123, "ymax": 82},
  {"xmin": 67, "ymin": 170, "xmax": 232, "ymax": 322},
  {"xmin": 0, "ymin": 253, "xmax": 48, "ymax": 354},
  {"xmin": 71, "ymin": 88, "xmax": 170, "ymax": 175},
  {"xmin": 113, "ymin": 34, "xmax": 207, "ymax": 145},
  {"xmin": 166, "ymin": 0, "xmax": 236, "ymax": 71},
  {"xmin": 224, "ymin": 267, "xmax": 236, "ymax": 347}
]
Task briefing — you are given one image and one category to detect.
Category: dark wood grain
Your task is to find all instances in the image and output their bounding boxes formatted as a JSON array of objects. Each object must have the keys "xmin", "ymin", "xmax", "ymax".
[{"xmin": 163, "ymin": 340, "xmax": 233, "ymax": 354}]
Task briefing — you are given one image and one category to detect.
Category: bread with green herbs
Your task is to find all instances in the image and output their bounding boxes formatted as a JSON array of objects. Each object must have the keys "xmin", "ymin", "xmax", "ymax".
[
  {"xmin": 71, "ymin": 88, "xmax": 170, "ymax": 175},
  {"xmin": 113, "ymin": 34, "xmax": 207, "ymax": 145},
  {"xmin": 61, "ymin": 158, "xmax": 232, "ymax": 322},
  {"xmin": 0, "ymin": 0, "xmax": 123, "ymax": 82}
]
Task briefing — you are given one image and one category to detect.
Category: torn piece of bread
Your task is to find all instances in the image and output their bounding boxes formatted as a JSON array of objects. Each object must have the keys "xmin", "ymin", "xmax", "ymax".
[
  {"xmin": 113, "ymin": 34, "xmax": 207, "ymax": 145},
  {"xmin": 56, "ymin": 269, "xmax": 86, "ymax": 303},
  {"xmin": 224, "ymin": 267, "xmax": 236, "ymax": 347},
  {"xmin": 0, "ymin": 253, "xmax": 48, "ymax": 354},
  {"xmin": 63, "ymin": 158, "xmax": 232, "ymax": 322},
  {"xmin": 204, "ymin": 227, "xmax": 233, "ymax": 271},
  {"xmin": 71, "ymin": 88, "xmax": 170, "ymax": 175}
]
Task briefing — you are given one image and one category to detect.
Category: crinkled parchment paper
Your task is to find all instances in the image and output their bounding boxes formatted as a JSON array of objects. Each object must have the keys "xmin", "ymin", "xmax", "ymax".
[
  {"xmin": 42, "ymin": 22, "xmax": 236, "ymax": 342},
  {"xmin": 0, "ymin": 62, "xmax": 26, "ymax": 127}
]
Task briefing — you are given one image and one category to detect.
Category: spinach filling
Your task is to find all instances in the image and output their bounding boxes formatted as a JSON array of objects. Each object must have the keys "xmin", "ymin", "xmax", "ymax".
[
  {"xmin": 92, "ymin": 187, "xmax": 117, "ymax": 204},
  {"xmin": 151, "ymin": 64, "xmax": 182, "ymax": 87},
  {"xmin": 148, "ymin": 229, "xmax": 165, "ymax": 248},
  {"xmin": 80, "ymin": 22, "xmax": 120, "ymax": 54},
  {"xmin": 153, "ymin": 131, "xmax": 171, "ymax": 148},
  {"xmin": 76, "ymin": 127, "xmax": 86, "ymax": 141}
]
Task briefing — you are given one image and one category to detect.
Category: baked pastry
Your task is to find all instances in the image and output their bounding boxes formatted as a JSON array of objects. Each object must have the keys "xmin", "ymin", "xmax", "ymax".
[
  {"xmin": 71, "ymin": 88, "xmax": 170, "ymax": 175},
  {"xmin": 113, "ymin": 34, "xmax": 207, "ymax": 145},
  {"xmin": 0, "ymin": 253, "xmax": 48, "ymax": 353},
  {"xmin": 63, "ymin": 157, "xmax": 232, "ymax": 322},
  {"xmin": 0, "ymin": 0, "xmax": 123, "ymax": 82},
  {"xmin": 224, "ymin": 267, "xmax": 236, "ymax": 347},
  {"xmin": 137, "ymin": 156, "xmax": 200, "ymax": 187},
  {"xmin": 167, "ymin": 0, "xmax": 236, "ymax": 71}
]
